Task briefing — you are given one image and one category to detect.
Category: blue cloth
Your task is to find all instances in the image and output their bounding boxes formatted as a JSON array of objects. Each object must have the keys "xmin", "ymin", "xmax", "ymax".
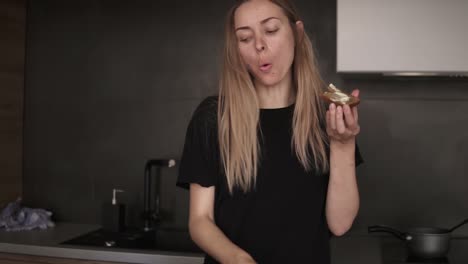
[{"xmin": 0, "ymin": 198, "xmax": 55, "ymax": 231}]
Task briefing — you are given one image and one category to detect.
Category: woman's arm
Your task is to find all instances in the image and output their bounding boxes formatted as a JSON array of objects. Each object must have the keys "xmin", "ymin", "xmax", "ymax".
[
  {"xmin": 324, "ymin": 90, "xmax": 361, "ymax": 236},
  {"xmin": 189, "ymin": 183, "xmax": 256, "ymax": 264},
  {"xmin": 325, "ymin": 139, "xmax": 359, "ymax": 236}
]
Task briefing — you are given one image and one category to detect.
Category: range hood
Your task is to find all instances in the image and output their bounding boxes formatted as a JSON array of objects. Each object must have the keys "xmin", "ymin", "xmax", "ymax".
[{"xmin": 337, "ymin": 0, "xmax": 468, "ymax": 77}]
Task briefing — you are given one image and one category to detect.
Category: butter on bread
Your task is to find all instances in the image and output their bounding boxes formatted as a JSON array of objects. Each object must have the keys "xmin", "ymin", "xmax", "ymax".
[{"xmin": 320, "ymin": 83, "xmax": 360, "ymax": 107}]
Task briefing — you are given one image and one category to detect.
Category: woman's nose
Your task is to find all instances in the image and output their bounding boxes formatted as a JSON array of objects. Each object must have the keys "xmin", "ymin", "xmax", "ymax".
[{"xmin": 255, "ymin": 36, "xmax": 266, "ymax": 52}]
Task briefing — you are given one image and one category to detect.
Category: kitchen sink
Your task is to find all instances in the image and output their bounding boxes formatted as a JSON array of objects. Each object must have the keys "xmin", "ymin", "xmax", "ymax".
[{"xmin": 61, "ymin": 227, "xmax": 202, "ymax": 253}]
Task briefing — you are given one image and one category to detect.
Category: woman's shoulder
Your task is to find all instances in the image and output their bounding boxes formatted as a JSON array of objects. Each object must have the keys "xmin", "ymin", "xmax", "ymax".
[
  {"xmin": 190, "ymin": 95, "xmax": 219, "ymax": 130},
  {"xmin": 194, "ymin": 95, "xmax": 218, "ymax": 116}
]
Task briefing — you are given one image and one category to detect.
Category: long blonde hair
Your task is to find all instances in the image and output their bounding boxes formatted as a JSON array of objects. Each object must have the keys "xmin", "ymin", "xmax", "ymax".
[{"xmin": 218, "ymin": 0, "xmax": 329, "ymax": 194}]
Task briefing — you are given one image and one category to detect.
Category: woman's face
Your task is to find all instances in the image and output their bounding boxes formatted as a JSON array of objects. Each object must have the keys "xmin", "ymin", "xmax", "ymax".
[{"xmin": 234, "ymin": 0, "xmax": 296, "ymax": 87}]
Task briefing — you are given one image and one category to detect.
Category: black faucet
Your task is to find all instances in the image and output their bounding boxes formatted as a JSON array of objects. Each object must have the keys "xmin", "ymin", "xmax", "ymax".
[{"xmin": 142, "ymin": 159, "xmax": 176, "ymax": 232}]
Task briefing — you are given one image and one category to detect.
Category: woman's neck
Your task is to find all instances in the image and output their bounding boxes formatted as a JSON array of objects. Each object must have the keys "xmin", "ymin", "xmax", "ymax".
[{"xmin": 254, "ymin": 69, "xmax": 295, "ymax": 109}]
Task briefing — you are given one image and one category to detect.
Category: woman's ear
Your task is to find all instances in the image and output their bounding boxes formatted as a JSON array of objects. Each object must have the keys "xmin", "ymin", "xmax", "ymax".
[{"xmin": 295, "ymin": 21, "xmax": 304, "ymax": 43}]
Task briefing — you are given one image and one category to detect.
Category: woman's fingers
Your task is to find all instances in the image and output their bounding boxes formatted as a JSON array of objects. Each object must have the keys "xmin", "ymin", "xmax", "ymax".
[
  {"xmin": 336, "ymin": 105, "xmax": 346, "ymax": 134},
  {"xmin": 329, "ymin": 103, "xmax": 336, "ymax": 130},
  {"xmin": 351, "ymin": 89, "xmax": 360, "ymax": 123},
  {"xmin": 327, "ymin": 89, "xmax": 361, "ymax": 140},
  {"xmin": 343, "ymin": 105, "xmax": 355, "ymax": 128},
  {"xmin": 352, "ymin": 106, "xmax": 359, "ymax": 123},
  {"xmin": 328, "ymin": 103, "xmax": 360, "ymax": 138},
  {"xmin": 325, "ymin": 110, "xmax": 331, "ymax": 135}
]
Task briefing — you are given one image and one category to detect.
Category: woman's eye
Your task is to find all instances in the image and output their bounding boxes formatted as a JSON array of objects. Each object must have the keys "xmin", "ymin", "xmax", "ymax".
[
  {"xmin": 240, "ymin": 37, "xmax": 251, "ymax": 43},
  {"xmin": 266, "ymin": 29, "xmax": 279, "ymax": 34}
]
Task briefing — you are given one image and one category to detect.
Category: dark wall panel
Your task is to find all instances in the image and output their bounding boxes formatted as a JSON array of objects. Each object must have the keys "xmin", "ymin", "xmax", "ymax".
[{"xmin": 23, "ymin": 0, "xmax": 468, "ymax": 235}]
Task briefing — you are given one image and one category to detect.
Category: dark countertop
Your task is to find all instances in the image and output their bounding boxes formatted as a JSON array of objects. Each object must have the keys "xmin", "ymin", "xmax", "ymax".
[
  {"xmin": 0, "ymin": 222, "xmax": 204, "ymax": 264},
  {"xmin": 332, "ymin": 228, "xmax": 383, "ymax": 264},
  {"xmin": 341, "ymin": 228, "xmax": 468, "ymax": 264},
  {"xmin": 6, "ymin": 223, "xmax": 467, "ymax": 264},
  {"xmin": 0, "ymin": 223, "xmax": 383, "ymax": 264}
]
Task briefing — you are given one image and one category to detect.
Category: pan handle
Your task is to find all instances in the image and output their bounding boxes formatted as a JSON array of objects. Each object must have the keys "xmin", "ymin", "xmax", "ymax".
[
  {"xmin": 449, "ymin": 218, "xmax": 468, "ymax": 233},
  {"xmin": 368, "ymin": 225, "xmax": 412, "ymax": 241}
]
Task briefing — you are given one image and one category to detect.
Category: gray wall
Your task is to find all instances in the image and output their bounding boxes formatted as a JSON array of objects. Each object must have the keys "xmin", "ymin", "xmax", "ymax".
[{"xmin": 23, "ymin": 0, "xmax": 468, "ymax": 234}]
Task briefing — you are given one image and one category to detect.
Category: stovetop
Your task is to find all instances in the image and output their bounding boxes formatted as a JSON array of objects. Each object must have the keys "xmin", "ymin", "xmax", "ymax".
[{"xmin": 382, "ymin": 238, "xmax": 468, "ymax": 264}]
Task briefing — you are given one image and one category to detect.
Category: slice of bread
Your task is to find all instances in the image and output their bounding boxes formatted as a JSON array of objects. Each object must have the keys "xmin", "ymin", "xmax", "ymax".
[{"xmin": 320, "ymin": 83, "xmax": 360, "ymax": 107}]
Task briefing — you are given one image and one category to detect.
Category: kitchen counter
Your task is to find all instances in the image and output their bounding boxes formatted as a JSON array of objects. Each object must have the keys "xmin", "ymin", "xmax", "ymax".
[
  {"xmin": 0, "ymin": 223, "xmax": 204, "ymax": 264},
  {"xmin": 331, "ymin": 230, "xmax": 383, "ymax": 264},
  {"xmin": 4, "ymin": 223, "xmax": 451, "ymax": 264},
  {"xmin": 0, "ymin": 223, "xmax": 382, "ymax": 263}
]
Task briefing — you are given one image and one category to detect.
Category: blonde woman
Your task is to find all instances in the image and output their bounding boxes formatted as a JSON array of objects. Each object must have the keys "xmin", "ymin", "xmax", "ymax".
[{"xmin": 177, "ymin": 0, "xmax": 363, "ymax": 263}]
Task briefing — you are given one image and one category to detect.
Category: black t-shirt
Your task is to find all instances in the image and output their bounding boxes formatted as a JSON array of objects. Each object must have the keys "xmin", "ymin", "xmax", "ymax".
[{"xmin": 177, "ymin": 96, "xmax": 363, "ymax": 264}]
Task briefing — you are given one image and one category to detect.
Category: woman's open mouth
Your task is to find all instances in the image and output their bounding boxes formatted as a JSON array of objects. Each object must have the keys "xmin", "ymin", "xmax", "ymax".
[{"xmin": 259, "ymin": 63, "xmax": 272, "ymax": 72}]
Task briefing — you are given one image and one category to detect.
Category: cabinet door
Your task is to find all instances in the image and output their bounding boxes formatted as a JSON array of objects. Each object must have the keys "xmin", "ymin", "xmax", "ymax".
[{"xmin": 0, "ymin": 0, "xmax": 25, "ymax": 207}]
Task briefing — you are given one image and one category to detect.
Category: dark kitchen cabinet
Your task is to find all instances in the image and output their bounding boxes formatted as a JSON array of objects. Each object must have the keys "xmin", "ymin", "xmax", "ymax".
[{"xmin": 0, "ymin": 0, "xmax": 25, "ymax": 207}]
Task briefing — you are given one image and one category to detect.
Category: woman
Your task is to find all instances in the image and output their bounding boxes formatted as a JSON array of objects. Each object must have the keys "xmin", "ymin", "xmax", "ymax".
[{"xmin": 177, "ymin": 0, "xmax": 363, "ymax": 263}]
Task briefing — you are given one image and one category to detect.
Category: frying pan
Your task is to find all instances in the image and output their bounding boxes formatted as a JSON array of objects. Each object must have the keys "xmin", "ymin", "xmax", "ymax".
[{"xmin": 368, "ymin": 218, "xmax": 468, "ymax": 259}]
